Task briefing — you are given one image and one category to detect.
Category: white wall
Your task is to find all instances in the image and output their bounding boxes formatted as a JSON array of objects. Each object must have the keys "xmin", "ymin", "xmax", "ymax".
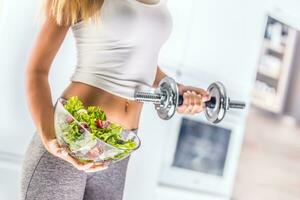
[
  {"xmin": 2, "ymin": 0, "xmax": 300, "ymax": 200},
  {"xmin": 0, "ymin": 0, "xmax": 75, "ymax": 199},
  {"xmin": 159, "ymin": 0, "xmax": 268, "ymax": 96},
  {"xmin": 0, "ymin": 0, "xmax": 76, "ymax": 155},
  {"xmin": 125, "ymin": 0, "xmax": 300, "ymax": 200}
]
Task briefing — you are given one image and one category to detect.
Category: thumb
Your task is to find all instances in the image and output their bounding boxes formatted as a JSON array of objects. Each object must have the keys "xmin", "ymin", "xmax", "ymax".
[
  {"xmin": 49, "ymin": 140, "xmax": 68, "ymax": 157},
  {"xmin": 57, "ymin": 147, "xmax": 69, "ymax": 157},
  {"xmin": 202, "ymin": 94, "xmax": 211, "ymax": 102}
]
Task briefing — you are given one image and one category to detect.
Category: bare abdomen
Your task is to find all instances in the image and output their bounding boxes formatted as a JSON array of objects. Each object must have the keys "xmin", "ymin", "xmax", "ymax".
[{"xmin": 60, "ymin": 81, "xmax": 144, "ymax": 130}]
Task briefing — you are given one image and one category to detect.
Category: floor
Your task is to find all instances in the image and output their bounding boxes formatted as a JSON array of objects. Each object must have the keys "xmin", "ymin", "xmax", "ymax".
[{"xmin": 232, "ymin": 107, "xmax": 300, "ymax": 200}]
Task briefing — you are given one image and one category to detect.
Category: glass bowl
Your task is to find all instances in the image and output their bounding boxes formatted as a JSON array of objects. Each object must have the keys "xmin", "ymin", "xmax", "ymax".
[{"xmin": 53, "ymin": 97, "xmax": 141, "ymax": 164}]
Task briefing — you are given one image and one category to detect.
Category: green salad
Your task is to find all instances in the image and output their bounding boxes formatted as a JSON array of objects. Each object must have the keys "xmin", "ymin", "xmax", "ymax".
[{"xmin": 59, "ymin": 96, "xmax": 138, "ymax": 162}]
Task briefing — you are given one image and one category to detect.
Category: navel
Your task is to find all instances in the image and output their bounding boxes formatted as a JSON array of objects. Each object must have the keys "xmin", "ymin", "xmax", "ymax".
[{"xmin": 125, "ymin": 100, "xmax": 130, "ymax": 112}]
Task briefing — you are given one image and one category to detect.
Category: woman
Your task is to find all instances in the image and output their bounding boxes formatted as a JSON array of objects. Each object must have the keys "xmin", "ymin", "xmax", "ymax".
[{"xmin": 20, "ymin": 0, "xmax": 210, "ymax": 199}]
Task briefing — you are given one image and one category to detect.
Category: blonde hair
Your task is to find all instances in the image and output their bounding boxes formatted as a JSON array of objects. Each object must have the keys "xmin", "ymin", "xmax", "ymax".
[{"xmin": 43, "ymin": 0, "xmax": 103, "ymax": 26}]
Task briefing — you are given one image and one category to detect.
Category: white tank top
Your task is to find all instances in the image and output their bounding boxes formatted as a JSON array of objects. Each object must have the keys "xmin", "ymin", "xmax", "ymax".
[{"xmin": 69, "ymin": 0, "xmax": 173, "ymax": 101}]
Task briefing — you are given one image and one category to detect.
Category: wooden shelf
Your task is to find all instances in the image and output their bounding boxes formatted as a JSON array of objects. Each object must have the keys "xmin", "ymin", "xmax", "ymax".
[
  {"xmin": 263, "ymin": 39, "xmax": 285, "ymax": 54},
  {"xmin": 251, "ymin": 15, "xmax": 298, "ymax": 113}
]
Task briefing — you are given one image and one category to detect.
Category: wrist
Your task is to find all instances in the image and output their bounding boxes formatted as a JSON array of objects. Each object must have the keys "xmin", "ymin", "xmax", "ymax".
[
  {"xmin": 40, "ymin": 134, "xmax": 56, "ymax": 151},
  {"xmin": 152, "ymin": 76, "xmax": 166, "ymax": 88},
  {"xmin": 42, "ymin": 138, "xmax": 52, "ymax": 151},
  {"xmin": 176, "ymin": 81, "xmax": 184, "ymax": 90},
  {"xmin": 176, "ymin": 82, "xmax": 184, "ymax": 87}
]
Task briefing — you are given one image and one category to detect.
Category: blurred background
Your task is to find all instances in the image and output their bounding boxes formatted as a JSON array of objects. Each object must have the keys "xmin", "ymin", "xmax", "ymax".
[{"xmin": 1, "ymin": 0, "xmax": 300, "ymax": 199}]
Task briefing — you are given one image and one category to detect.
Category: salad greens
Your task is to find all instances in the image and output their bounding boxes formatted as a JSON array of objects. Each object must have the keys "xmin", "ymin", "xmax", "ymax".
[{"xmin": 60, "ymin": 96, "xmax": 138, "ymax": 161}]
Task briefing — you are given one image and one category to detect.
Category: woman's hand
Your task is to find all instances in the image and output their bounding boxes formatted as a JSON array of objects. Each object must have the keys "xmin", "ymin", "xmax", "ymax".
[
  {"xmin": 176, "ymin": 83, "xmax": 210, "ymax": 115},
  {"xmin": 45, "ymin": 138, "xmax": 110, "ymax": 172}
]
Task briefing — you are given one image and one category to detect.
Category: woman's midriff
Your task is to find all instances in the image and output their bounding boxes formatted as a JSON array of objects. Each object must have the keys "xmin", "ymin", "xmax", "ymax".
[{"xmin": 60, "ymin": 81, "xmax": 144, "ymax": 131}]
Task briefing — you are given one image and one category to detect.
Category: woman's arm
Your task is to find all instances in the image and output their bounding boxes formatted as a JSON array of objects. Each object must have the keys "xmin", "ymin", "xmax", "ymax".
[
  {"xmin": 25, "ymin": 17, "xmax": 69, "ymax": 146},
  {"xmin": 152, "ymin": 66, "xmax": 210, "ymax": 115},
  {"xmin": 152, "ymin": 66, "xmax": 168, "ymax": 88},
  {"xmin": 24, "ymin": 15, "xmax": 107, "ymax": 172}
]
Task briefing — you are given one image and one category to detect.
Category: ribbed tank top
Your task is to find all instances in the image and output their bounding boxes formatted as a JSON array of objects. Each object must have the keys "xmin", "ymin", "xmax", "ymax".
[{"xmin": 69, "ymin": 0, "xmax": 173, "ymax": 101}]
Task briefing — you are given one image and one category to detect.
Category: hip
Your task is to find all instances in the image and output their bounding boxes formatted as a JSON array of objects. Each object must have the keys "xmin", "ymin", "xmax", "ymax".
[{"xmin": 20, "ymin": 131, "xmax": 131, "ymax": 200}]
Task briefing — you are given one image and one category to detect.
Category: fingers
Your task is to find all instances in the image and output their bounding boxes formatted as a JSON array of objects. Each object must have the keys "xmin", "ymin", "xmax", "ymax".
[
  {"xmin": 190, "ymin": 91, "xmax": 204, "ymax": 114},
  {"xmin": 49, "ymin": 142, "xmax": 94, "ymax": 171},
  {"xmin": 60, "ymin": 152, "xmax": 94, "ymax": 171},
  {"xmin": 47, "ymin": 138, "xmax": 112, "ymax": 172},
  {"xmin": 176, "ymin": 90, "xmax": 206, "ymax": 115},
  {"xmin": 185, "ymin": 91, "xmax": 194, "ymax": 113},
  {"xmin": 187, "ymin": 91, "xmax": 204, "ymax": 115},
  {"xmin": 177, "ymin": 91, "xmax": 193, "ymax": 113},
  {"xmin": 84, "ymin": 161, "xmax": 110, "ymax": 173},
  {"xmin": 48, "ymin": 140, "xmax": 71, "ymax": 159},
  {"xmin": 180, "ymin": 85, "xmax": 210, "ymax": 101}
]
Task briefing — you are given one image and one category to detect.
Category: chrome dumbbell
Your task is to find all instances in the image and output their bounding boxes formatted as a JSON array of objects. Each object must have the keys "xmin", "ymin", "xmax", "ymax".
[{"xmin": 134, "ymin": 76, "xmax": 246, "ymax": 123}]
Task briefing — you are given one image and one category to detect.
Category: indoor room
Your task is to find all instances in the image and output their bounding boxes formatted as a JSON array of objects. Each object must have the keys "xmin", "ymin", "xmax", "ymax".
[{"xmin": 1, "ymin": 0, "xmax": 300, "ymax": 200}]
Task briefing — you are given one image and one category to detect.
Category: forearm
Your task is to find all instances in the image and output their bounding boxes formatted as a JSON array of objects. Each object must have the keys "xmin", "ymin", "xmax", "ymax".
[
  {"xmin": 152, "ymin": 66, "xmax": 168, "ymax": 88},
  {"xmin": 25, "ymin": 71, "xmax": 56, "ymax": 146},
  {"xmin": 152, "ymin": 66, "xmax": 183, "ymax": 88}
]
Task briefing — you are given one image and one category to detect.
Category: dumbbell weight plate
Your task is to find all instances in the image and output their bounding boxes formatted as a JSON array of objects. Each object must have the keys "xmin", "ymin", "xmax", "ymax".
[
  {"xmin": 154, "ymin": 77, "xmax": 179, "ymax": 120},
  {"xmin": 205, "ymin": 82, "xmax": 228, "ymax": 123}
]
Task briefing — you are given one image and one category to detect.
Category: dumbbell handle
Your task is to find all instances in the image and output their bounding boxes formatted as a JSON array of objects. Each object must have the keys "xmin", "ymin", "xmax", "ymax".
[
  {"xmin": 178, "ymin": 95, "xmax": 216, "ymax": 108},
  {"xmin": 228, "ymin": 100, "xmax": 245, "ymax": 109},
  {"xmin": 135, "ymin": 92, "xmax": 218, "ymax": 108},
  {"xmin": 178, "ymin": 95, "xmax": 245, "ymax": 109}
]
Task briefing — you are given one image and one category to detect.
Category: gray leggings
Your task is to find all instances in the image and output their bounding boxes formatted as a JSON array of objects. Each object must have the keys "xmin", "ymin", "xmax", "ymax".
[{"xmin": 20, "ymin": 129, "xmax": 137, "ymax": 200}]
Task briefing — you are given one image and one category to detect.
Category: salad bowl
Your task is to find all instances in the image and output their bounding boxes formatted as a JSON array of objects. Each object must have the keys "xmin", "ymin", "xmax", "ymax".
[{"xmin": 53, "ymin": 96, "xmax": 141, "ymax": 164}]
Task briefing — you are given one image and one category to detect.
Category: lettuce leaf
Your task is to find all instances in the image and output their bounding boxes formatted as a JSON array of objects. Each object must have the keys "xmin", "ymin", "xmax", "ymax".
[{"xmin": 61, "ymin": 96, "xmax": 138, "ymax": 156}]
